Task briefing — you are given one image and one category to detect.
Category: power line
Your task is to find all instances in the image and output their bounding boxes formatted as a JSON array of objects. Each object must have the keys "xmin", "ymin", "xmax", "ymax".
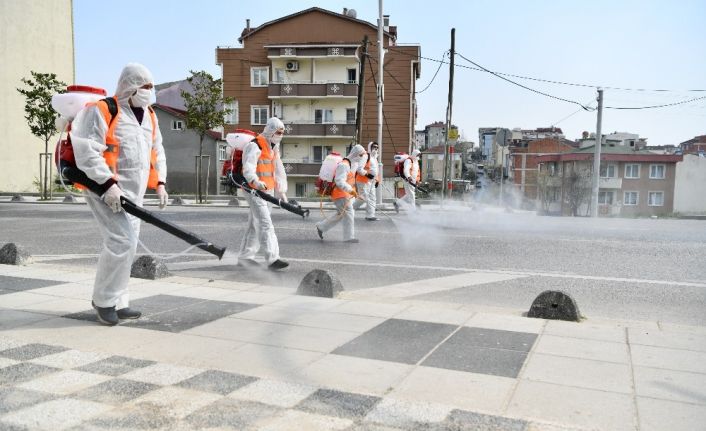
[
  {"xmin": 416, "ymin": 51, "xmax": 448, "ymax": 94},
  {"xmin": 454, "ymin": 52, "xmax": 592, "ymax": 110},
  {"xmin": 605, "ymin": 95, "xmax": 706, "ymax": 110},
  {"xmin": 367, "ymin": 59, "xmax": 399, "ymax": 153},
  {"xmin": 382, "ymin": 44, "xmax": 706, "ymax": 93}
]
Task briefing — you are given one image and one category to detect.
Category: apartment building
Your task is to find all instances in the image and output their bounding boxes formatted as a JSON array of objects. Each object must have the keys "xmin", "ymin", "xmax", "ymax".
[
  {"xmin": 536, "ymin": 144, "xmax": 682, "ymax": 217},
  {"xmin": 216, "ymin": 7, "xmax": 420, "ymax": 197}
]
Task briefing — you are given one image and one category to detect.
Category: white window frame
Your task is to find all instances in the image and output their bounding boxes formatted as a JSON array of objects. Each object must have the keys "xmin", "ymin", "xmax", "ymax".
[
  {"xmin": 648, "ymin": 191, "xmax": 664, "ymax": 207},
  {"xmin": 312, "ymin": 145, "xmax": 333, "ymax": 162},
  {"xmin": 274, "ymin": 68, "xmax": 285, "ymax": 83},
  {"xmin": 347, "ymin": 68, "xmax": 357, "ymax": 84},
  {"xmin": 218, "ymin": 144, "xmax": 227, "ymax": 161},
  {"xmin": 598, "ymin": 190, "xmax": 614, "ymax": 205},
  {"xmin": 599, "ymin": 163, "xmax": 616, "ymax": 178},
  {"xmin": 171, "ymin": 120, "xmax": 184, "ymax": 131},
  {"xmin": 623, "ymin": 191, "xmax": 639, "ymax": 206},
  {"xmin": 346, "ymin": 108, "xmax": 356, "ymax": 124},
  {"xmin": 224, "ymin": 101, "xmax": 238, "ymax": 125},
  {"xmin": 314, "ymin": 109, "xmax": 334, "ymax": 124},
  {"xmin": 649, "ymin": 164, "xmax": 666, "ymax": 179},
  {"xmin": 250, "ymin": 67, "xmax": 269, "ymax": 87},
  {"xmin": 251, "ymin": 105, "xmax": 269, "ymax": 125},
  {"xmin": 625, "ymin": 164, "xmax": 640, "ymax": 179}
]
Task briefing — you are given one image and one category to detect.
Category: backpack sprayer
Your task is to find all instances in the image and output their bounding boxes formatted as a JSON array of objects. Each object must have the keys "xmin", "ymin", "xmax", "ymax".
[
  {"xmin": 52, "ymin": 85, "xmax": 227, "ymax": 260},
  {"xmin": 223, "ymin": 131, "xmax": 309, "ymax": 219}
]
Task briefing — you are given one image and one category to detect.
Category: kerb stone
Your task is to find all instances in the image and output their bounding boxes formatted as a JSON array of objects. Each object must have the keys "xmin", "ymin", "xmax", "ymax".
[
  {"xmin": 297, "ymin": 269, "xmax": 343, "ymax": 298},
  {"xmin": 130, "ymin": 255, "xmax": 170, "ymax": 280},
  {"xmin": 528, "ymin": 290, "xmax": 581, "ymax": 322}
]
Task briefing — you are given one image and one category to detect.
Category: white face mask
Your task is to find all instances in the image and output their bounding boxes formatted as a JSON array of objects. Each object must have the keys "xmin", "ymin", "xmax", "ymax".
[
  {"xmin": 270, "ymin": 132, "xmax": 283, "ymax": 147},
  {"xmin": 130, "ymin": 88, "xmax": 152, "ymax": 108}
]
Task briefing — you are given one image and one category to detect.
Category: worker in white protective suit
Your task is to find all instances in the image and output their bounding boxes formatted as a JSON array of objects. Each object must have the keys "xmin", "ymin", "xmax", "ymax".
[
  {"xmin": 315, "ymin": 144, "xmax": 367, "ymax": 242},
  {"xmin": 238, "ymin": 117, "xmax": 289, "ymax": 270},
  {"xmin": 394, "ymin": 149, "xmax": 421, "ymax": 212},
  {"xmin": 71, "ymin": 63, "xmax": 168, "ymax": 326},
  {"xmin": 353, "ymin": 141, "xmax": 379, "ymax": 221}
]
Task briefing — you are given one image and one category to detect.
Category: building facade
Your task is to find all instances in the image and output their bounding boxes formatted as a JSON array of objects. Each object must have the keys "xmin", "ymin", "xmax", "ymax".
[
  {"xmin": 536, "ymin": 145, "xmax": 682, "ymax": 217},
  {"xmin": 1, "ymin": 0, "xmax": 74, "ymax": 192},
  {"xmin": 216, "ymin": 7, "xmax": 420, "ymax": 197},
  {"xmin": 674, "ymin": 154, "xmax": 706, "ymax": 216},
  {"xmin": 153, "ymin": 105, "xmax": 226, "ymax": 196}
]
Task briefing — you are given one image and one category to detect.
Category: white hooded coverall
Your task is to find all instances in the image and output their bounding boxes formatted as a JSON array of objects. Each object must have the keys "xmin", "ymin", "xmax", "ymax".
[
  {"xmin": 238, "ymin": 117, "xmax": 288, "ymax": 264},
  {"xmin": 397, "ymin": 150, "xmax": 420, "ymax": 209},
  {"xmin": 316, "ymin": 145, "xmax": 366, "ymax": 241},
  {"xmin": 353, "ymin": 141, "xmax": 378, "ymax": 218},
  {"xmin": 70, "ymin": 63, "xmax": 167, "ymax": 310}
]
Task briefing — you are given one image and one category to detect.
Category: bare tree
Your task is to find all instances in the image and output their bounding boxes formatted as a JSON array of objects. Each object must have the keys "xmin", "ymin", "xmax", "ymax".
[{"xmin": 563, "ymin": 163, "xmax": 591, "ymax": 216}]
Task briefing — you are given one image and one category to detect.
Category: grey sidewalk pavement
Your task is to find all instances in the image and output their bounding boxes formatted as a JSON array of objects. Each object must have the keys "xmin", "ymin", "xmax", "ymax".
[{"xmin": 1, "ymin": 262, "xmax": 705, "ymax": 431}]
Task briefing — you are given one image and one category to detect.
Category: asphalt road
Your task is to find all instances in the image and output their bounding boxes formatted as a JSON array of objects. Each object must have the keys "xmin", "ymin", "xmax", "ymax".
[{"xmin": 1, "ymin": 202, "xmax": 705, "ymax": 325}]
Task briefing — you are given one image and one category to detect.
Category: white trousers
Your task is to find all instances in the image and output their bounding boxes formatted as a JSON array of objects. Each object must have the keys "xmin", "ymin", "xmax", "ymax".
[
  {"xmin": 239, "ymin": 192, "xmax": 280, "ymax": 264},
  {"xmin": 316, "ymin": 197, "xmax": 355, "ymax": 241},
  {"xmin": 396, "ymin": 181, "xmax": 417, "ymax": 209},
  {"xmin": 353, "ymin": 181, "xmax": 376, "ymax": 218},
  {"xmin": 86, "ymin": 195, "xmax": 140, "ymax": 310}
]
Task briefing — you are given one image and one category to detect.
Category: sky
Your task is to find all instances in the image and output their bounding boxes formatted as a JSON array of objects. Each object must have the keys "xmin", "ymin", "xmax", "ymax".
[{"xmin": 74, "ymin": 0, "xmax": 706, "ymax": 146}]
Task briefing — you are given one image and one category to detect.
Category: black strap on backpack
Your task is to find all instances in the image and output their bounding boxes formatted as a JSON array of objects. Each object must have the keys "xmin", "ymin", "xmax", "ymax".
[{"xmin": 101, "ymin": 97, "xmax": 119, "ymax": 128}]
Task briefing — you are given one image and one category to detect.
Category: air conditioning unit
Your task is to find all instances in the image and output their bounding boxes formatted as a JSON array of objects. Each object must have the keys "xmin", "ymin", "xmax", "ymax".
[{"xmin": 285, "ymin": 61, "xmax": 299, "ymax": 71}]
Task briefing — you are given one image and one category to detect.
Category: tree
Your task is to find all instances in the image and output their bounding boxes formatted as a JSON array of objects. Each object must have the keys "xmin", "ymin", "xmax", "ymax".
[
  {"xmin": 181, "ymin": 70, "xmax": 233, "ymax": 203},
  {"xmin": 563, "ymin": 163, "xmax": 591, "ymax": 216},
  {"xmin": 17, "ymin": 72, "xmax": 66, "ymax": 199}
]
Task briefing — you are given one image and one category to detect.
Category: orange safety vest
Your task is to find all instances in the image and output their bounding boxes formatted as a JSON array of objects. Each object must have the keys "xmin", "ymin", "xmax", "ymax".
[
  {"xmin": 331, "ymin": 159, "xmax": 355, "ymax": 200},
  {"xmin": 79, "ymin": 97, "xmax": 160, "ymax": 190},
  {"xmin": 249, "ymin": 134, "xmax": 276, "ymax": 190},
  {"xmin": 410, "ymin": 158, "xmax": 421, "ymax": 182},
  {"xmin": 356, "ymin": 154, "xmax": 371, "ymax": 184}
]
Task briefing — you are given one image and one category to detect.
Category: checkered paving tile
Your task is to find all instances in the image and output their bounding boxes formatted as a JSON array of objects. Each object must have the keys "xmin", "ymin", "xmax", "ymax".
[
  {"xmin": 0, "ymin": 275, "xmax": 66, "ymax": 294},
  {"xmin": 333, "ymin": 320, "xmax": 538, "ymax": 379},
  {"xmin": 0, "ymin": 337, "xmax": 557, "ymax": 431},
  {"xmin": 63, "ymin": 294, "xmax": 259, "ymax": 333}
]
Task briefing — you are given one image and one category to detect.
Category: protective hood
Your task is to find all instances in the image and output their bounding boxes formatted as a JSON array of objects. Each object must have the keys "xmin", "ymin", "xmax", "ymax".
[
  {"xmin": 411, "ymin": 149, "xmax": 421, "ymax": 159},
  {"xmin": 347, "ymin": 144, "xmax": 366, "ymax": 164},
  {"xmin": 262, "ymin": 117, "xmax": 285, "ymax": 146},
  {"xmin": 115, "ymin": 63, "xmax": 154, "ymax": 101},
  {"xmin": 367, "ymin": 141, "xmax": 379, "ymax": 153}
]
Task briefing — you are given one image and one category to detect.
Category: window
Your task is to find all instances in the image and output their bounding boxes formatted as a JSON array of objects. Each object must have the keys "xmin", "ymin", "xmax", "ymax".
[
  {"xmin": 224, "ymin": 101, "xmax": 238, "ymax": 125},
  {"xmin": 547, "ymin": 162, "xmax": 559, "ymax": 177},
  {"xmin": 314, "ymin": 109, "xmax": 333, "ymax": 124},
  {"xmin": 598, "ymin": 191, "xmax": 614, "ymax": 205},
  {"xmin": 274, "ymin": 68, "xmax": 285, "ymax": 83},
  {"xmin": 347, "ymin": 68, "xmax": 357, "ymax": 84},
  {"xmin": 648, "ymin": 191, "xmax": 664, "ymax": 206},
  {"xmin": 250, "ymin": 67, "xmax": 269, "ymax": 87},
  {"xmin": 218, "ymin": 144, "xmax": 227, "ymax": 161},
  {"xmin": 623, "ymin": 191, "xmax": 638, "ymax": 206},
  {"xmin": 346, "ymin": 109, "xmax": 356, "ymax": 124},
  {"xmin": 295, "ymin": 183, "xmax": 307, "ymax": 197},
  {"xmin": 625, "ymin": 164, "xmax": 640, "ymax": 179},
  {"xmin": 312, "ymin": 145, "xmax": 333, "ymax": 162},
  {"xmin": 171, "ymin": 120, "xmax": 184, "ymax": 131},
  {"xmin": 649, "ymin": 164, "xmax": 665, "ymax": 179},
  {"xmin": 251, "ymin": 105, "xmax": 269, "ymax": 125},
  {"xmin": 599, "ymin": 163, "xmax": 616, "ymax": 178}
]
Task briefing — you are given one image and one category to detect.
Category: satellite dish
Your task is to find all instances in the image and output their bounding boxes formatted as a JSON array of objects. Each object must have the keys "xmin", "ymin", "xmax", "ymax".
[{"xmin": 346, "ymin": 9, "xmax": 357, "ymax": 18}]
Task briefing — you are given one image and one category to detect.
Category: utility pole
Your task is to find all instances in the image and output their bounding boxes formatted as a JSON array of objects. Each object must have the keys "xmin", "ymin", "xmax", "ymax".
[
  {"xmin": 590, "ymin": 88, "xmax": 604, "ymax": 217},
  {"xmin": 376, "ymin": 0, "xmax": 385, "ymax": 204},
  {"xmin": 441, "ymin": 28, "xmax": 455, "ymax": 202},
  {"xmin": 355, "ymin": 35, "xmax": 368, "ymax": 146}
]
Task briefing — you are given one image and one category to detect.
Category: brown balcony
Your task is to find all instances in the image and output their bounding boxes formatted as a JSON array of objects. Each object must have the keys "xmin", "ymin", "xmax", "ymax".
[
  {"xmin": 269, "ymin": 82, "xmax": 358, "ymax": 98},
  {"xmin": 281, "ymin": 162, "xmax": 320, "ymax": 177},
  {"xmin": 283, "ymin": 123, "xmax": 356, "ymax": 138}
]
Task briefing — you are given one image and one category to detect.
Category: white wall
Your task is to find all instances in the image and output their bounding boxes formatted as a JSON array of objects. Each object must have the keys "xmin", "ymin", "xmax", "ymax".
[
  {"xmin": 674, "ymin": 154, "xmax": 706, "ymax": 215},
  {"xmin": 271, "ymin": 59, "xmax": 312, "ymax": 84},
  {"xmin": 313, "ymin": 58, "xmax": 357, "ymax": 83},
  {"xmin": 0, "ymin": 0, "xmax": 74, "ymax": 192},
  {"xmin": 282, "ymin": 99, "xmax": 355, "ymax": 123}
]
